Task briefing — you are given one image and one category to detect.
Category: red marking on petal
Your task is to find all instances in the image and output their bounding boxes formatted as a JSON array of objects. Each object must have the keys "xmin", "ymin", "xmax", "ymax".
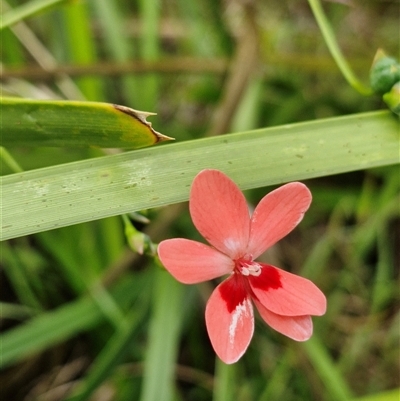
[
  {"xmin": 248, "ymin": 264, "xmax": 282, "ymax": 292},
  {"xmin": 206, "ymin": 276, "xmax": 254, "ymax": 364},
  {"xmin": 250, "ymin": 265, "xmax": 327, "ymax": 316},
  {"xmin": 219, "ymin": 274, "xmax": 248, "ymax": 313}
]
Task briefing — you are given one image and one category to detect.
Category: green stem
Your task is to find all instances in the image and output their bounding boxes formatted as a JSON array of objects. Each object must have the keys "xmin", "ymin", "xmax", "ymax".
[
  {"xmin": 88, "ymin": 282, "xmax": 128, "ymax": 330},
  {"xmin": 258, "ymin": 351, "xmax": 292, "ymax": 400},
  {"xmin": 65, "ymin": 306, "xmax": 145, "ymax": 401},
  {"xmin": 0, "ymin": 0, "xmax": 69, "ymax": 30},
  {"xmin": 213, "ymin": 358, "xmax": 237, "ymax": 401},
  {"xmin": 302, "ymin": 336, "xmax": 354, "ymax": 401},
  {"xmin": 0, "ymin": 147, "xmax": 23, "ymax": 173},
  {"xmin": 0, "ymin": 243, "xmax": 43, "ymax": 310},
  {"xmin": 140, "ymin": 268, "xmax": 187, "ymax": 401},
  {"xmin": 307, "ymin": 0, "xmax": 373, "ymax": 96}
]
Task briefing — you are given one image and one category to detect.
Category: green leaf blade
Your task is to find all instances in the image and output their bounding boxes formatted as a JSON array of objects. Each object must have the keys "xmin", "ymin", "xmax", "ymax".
[
  {"xmin": 1, "ymin": 111, "xmax": 399, "ymax": 240},
  {"xmin": 1, "ymin": 98, "xmax": 171, "ymax": 148}
]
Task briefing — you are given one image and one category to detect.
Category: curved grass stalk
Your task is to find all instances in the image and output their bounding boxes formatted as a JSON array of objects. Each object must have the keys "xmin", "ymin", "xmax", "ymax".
[
  {"xmin": 0, "ymin": 147, "xmax": 23, "ymax": 173},
  {"xmin": 0, "ymin": 0, "xmax": 68, "ymax": 30},
  {"xmin": 307, "ymin": 0, "xmax": 373, "ymax": 96}
]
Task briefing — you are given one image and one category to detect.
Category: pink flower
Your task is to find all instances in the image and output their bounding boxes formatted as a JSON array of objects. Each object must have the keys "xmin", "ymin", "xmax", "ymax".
[{"xmin": 158, "ymin": 169, "xmax": 326, "ymax": 364}]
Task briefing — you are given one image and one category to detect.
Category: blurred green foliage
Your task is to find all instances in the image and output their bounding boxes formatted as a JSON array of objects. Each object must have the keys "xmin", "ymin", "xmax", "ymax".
[{"xmin": 0, "ymin": 0, "xmax": 399, "ymax": 400}]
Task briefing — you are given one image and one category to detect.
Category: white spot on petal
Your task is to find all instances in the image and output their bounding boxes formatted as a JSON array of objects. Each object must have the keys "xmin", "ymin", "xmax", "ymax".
[
  {"xmin": 228, "ymin": 298, "xmax": 252, "ymax": 344},
  {"xmin": 224, "ymin": 238, "xmax": 241, "ymax": 254}
]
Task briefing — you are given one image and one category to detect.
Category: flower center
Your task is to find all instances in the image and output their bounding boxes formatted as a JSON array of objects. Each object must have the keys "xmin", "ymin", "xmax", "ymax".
[{"xmin": 235, "ymin": 257, "xmax": 262, "ymax": 277}]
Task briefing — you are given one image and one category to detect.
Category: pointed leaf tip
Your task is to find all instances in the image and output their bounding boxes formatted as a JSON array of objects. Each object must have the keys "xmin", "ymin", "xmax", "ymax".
[
  {"xmin": 113, "ymin": 104, "xmax": 174, "ymax": 143},
  {"xmin": 1, "ymin": 98, "xmax": 174, "ymax": 148}
]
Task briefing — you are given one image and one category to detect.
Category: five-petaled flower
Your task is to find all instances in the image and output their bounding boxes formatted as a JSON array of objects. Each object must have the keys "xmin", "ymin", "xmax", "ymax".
[{"xmin": 158, "ymin": 169, "xmax": 326, "ymax": 364}]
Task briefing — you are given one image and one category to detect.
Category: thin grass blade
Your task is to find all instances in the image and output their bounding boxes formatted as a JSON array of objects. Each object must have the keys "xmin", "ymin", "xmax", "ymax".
[
  {"xmin": 0, "ymin": 273, "xmax": 146, "ymax": 369},
  {"xmin": 0, "ymin": 0, "xmax": 68, "ymax": 30}
]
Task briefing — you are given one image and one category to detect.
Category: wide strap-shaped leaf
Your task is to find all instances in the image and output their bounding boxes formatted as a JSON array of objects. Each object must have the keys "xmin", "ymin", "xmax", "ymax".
[
  {"xmin": 1, "ymin": 97, "xmax": 171, "ymax": 148},
  {"xmin": 1, "ymin": 111, "xmax": 398, "ymax": 240}
]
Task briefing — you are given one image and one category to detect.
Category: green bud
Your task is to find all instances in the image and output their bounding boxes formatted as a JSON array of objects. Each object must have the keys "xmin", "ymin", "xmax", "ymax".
[
  {"xmin": 123, "ymin": 214, "xmax": 156, "ymax": 256},
  {"xmin": 128, "ymin": 230, "xmax": 146, "ymax": 255},
  {"xmin": 383, "ymin": 81, "xmax": 400, "ymax": 116},
  {"xmin": 370, "ymin": 49, "xmax": 400, "ymax": 94}
]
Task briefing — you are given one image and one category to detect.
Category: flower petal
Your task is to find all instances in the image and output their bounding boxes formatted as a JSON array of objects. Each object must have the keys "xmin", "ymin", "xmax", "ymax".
[
  {"xmin": 158, "ymin": 239, "xmax": 234, "ymax": 284},
  {"xmin": 248, "ymin": 264, "xmax": 326, "ymax": 316},
  {"xmin": 189, "ymin": 169, "xmax": 250, "ymax": 259},
  {"xmin": 247, "ymin": 182, "xmax": 312, "ymax": 259},
  {"xmin": 253, "ymin": 299, "xmax": 313, "ymax": 341},
  {"xmin": 205, "ymin": 275, "xmax": 254, "ymax": 364}
]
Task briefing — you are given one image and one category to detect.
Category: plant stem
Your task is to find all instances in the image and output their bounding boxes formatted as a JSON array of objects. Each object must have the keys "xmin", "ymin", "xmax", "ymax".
[
  {"xmin": 302, "ymin": 336, "xmax": 354, "ymax": 401},
  {"xmin": 0, "ymin": 147, "xmax": 23, "ymax": 173},
  {"xmin": 213, "ymin": 358, "xmax": 237, "ymax": 401},
  {"xmin": 307, "ymin": 0, "xmax": 373, "ymax": 96},
  {"xmin": 0, "ymin": 0, "xmax": 68, "ymax": 30}
]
